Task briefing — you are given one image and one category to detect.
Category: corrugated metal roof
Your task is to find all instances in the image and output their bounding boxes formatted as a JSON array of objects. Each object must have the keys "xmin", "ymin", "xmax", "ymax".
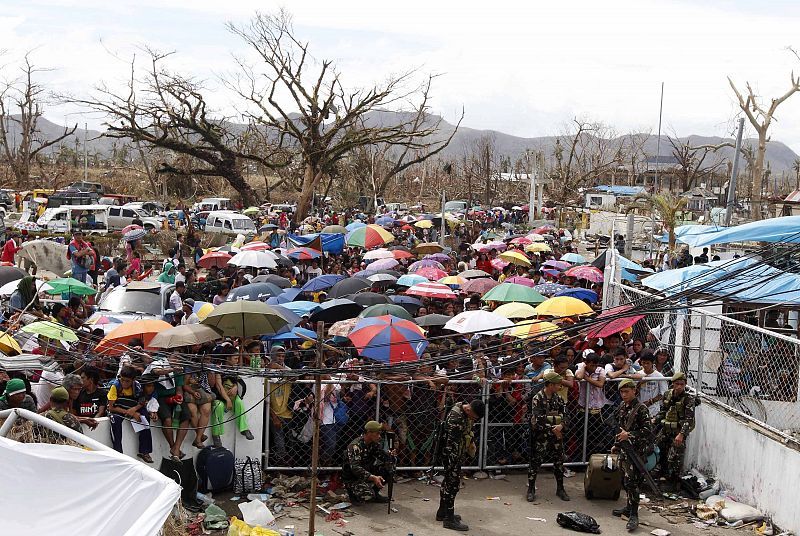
[{"xmin": 784, "ymin": 190, "xmax": 800, "ymax": 203}]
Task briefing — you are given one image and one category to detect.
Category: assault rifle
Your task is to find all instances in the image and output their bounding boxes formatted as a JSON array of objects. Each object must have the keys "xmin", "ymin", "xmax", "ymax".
[
  {"xmin": 385, "ymin": 431, "xmax": 396, "ymax": 514},
  {"xmin": 605, "ymin": 408, "xmax": 662, "ymax": 497}
]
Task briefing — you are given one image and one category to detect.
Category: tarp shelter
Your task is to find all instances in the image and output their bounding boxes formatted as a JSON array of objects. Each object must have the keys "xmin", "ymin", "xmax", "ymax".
[
  {"xmin": 286, "ymin": 232, "xmax": 345, "ymax": 254},
  {"xmin": 675, "ymin": 216, "xmax": 800, "ymax": 247},
  {"xmin": 592, "ymin": 249, "xmax": 653, "ymax": 282}
]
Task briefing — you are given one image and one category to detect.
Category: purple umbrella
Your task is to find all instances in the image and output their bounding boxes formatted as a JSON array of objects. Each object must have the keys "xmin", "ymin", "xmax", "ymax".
[
  {"xmin": 424, "ymin": 253, "xmax": 451, "ymax": 263},
  {"xmin": 369, "ymin": 258, "xmax": 399, "ymax": 271},
  {"xmin": 543, "ymin": 260, "xmax": 571, "ymax": 271},
  {"xmin": 504, "ymin": 276, "xmax": 536, "ymax": 288},
  {"xmin": 409, "ymin": 259, "xmax": 445, "ymax": 272}
]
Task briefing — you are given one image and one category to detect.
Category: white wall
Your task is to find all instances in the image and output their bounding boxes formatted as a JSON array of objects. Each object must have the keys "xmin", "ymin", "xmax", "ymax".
[{"xmin": 687, "ymin": 403, "xmax": 800, "ymax": 534}]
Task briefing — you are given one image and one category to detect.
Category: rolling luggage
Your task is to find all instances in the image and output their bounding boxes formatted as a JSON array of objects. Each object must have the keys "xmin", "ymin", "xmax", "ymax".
[
  {"xmin": 160, "ymin": 456, "xmax": 202, "ymax": 511},
  {"xmin": 196, "ymin": 445, "xmax": 235, "ymax": 493},
  {"xmin": 584, "ymin": 453, "xmax": 622, "ymax": 500}
]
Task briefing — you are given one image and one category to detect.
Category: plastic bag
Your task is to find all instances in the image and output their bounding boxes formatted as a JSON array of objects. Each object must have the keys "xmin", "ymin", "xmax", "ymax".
[
  {"xmin": 228, "ymin": 517, "xmax": 281, "ymax": 536},
  {"xmin": 556, "ymin": 511, "xmax": 602, "ymax": 534},
  {"xmin": 204, "ymin": 504, "xmax": 229, "ymax": 530},
  {"xmin": 238, "ymin": 500, "xmax": 275, "ymax": 527}
]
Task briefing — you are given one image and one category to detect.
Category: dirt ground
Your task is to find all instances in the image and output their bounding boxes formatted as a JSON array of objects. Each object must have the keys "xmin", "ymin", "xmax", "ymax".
[{"xmin": 211, "ymin": 471, "xmax": 729, "ymax": 536}]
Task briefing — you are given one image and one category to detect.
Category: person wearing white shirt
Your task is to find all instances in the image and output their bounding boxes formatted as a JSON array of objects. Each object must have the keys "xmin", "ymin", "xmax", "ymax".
[
  {"xmin": 637, "ymin": 353, "xmax": 667, "ymax": 417},
  {"xmin": 320, "ymin": 382, "xmax": 341, "ymax": 465},
  {"xmin": 169, "ymin": 281, "xmax": 185, "ymax": 311}
]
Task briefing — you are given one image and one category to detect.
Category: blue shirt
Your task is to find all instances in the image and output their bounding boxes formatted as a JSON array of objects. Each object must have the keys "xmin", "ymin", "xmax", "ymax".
[{"xmin": 524, "ymin": 362, "xmax": 553, "ymax": 395}]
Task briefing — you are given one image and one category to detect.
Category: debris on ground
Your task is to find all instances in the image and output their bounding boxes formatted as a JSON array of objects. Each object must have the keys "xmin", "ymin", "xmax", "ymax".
[
  {"xmin": 526, "ymin": 517, "xmax": 547, "ymax": 522},
  {"xmin": 556, "ymin": 511, "xmax": 601, "ymax": 534},
  {"xmin": 650, "ymin": 529, "xmax": 671, "ymax": 536}
]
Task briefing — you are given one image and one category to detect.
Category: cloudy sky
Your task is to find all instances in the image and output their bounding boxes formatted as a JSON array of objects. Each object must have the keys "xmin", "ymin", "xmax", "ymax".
[{"xmin": 3, "ymin": 0, "xmax": 800, "ymax": 150}]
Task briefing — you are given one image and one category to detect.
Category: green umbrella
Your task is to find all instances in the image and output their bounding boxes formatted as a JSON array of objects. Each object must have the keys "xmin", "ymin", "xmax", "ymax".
[
  {"xmin": 20, "ymin": 321, "xmax": 78, "ymax": 342},
  {"xmin": 200, "ymin": 300, "xmax": 290, "ymax": 338},
  {"xmin": 242, "ymin": 206, "xmax": 260, "ymax": 215},
  {"xmin": 44, "ymin": 277, "xmax": 97, "ymax": 296},
  {"xmin": 481, "ymin": 283, "xmax": 546, "ymax": 304},
  {"xmin": 359, "ymin": 303, "xmax": 414, "ymax": 321}
]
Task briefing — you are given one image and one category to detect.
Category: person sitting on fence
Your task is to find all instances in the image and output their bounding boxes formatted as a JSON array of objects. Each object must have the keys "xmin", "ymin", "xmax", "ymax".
[
  {"xmin": 182, "ymin": 367, "xmax": 214, "ymax": 449},
  {"xmin": 342, "ymin": 420, "xmax": 393, "ymax": 505},
  {"xmin": 107, "ymin": 367, "xmax": 155, "ymax": 463}
]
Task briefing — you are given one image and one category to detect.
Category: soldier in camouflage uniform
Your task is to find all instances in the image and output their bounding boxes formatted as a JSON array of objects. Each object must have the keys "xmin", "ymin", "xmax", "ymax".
[
  {"xmin": 44, "ymin": 387, "xmax": 84, "ymax": 434},
  {"xmin": 655, "ymin": 372, "xmax": 695, "ymax": 489},
  {"xmin": 436, "ymin": 399, "xmax": 484, "ymax": 532},
  {"xmin": 612, "ymin": 379, "xmax": 653, "ymax": 531},
  {"xmin": 527, "ymin": 371, "xmax": 570, "ymax": 502},
  {"xmin": 342, "ymin": 420, "xmax": 392, "ymax": 504}
]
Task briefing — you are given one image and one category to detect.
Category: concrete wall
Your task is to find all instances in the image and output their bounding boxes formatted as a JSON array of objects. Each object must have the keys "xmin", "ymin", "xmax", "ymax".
[
  {"xmin": 687, "ymin": 402, "xmax": 800, "ymax": 533},
  {"xmin": 81, "ymin": 376, "xmax": 264, "ymax": 466}
]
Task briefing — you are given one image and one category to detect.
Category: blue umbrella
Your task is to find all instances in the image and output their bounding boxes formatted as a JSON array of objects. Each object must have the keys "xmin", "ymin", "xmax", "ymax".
[
  {"xmin": 280, "ymin": 300, "xmax": 322, "ymax": 316},
  {"xmin": 260, "ymin": 224, "xmax": 278, "ymax": 232},
  {"xmin": 375, "ymin": 216, "xmax": 395, "ymax": 226},
  {"xmin": 391, "ymin": 295, "xmax": 422, "ymax": 307},
  {"xmin": 266, "ymin": 287, "xmax": 302, "ymax": 305},
  {"xmin": 555, "ymin": 287, "xmax": 599, "ymax": 303},
  {"xmin": 263, "ymin": 327, "xmax": 317, "ymax": 341},
  {"xmin": 269, "ymin": 305, "xmax": 302, "ymax": 334},
  {"xmin": 226, "ymin": 282, "xmax": 283, "ymax": 301},
  {"xmin": 301, "ymin": 274, "xmax": 346, "ymax": 292},
  {"xmin": 561, "ymin": 253, "xmax": 587, "ymax": 264},
  {"xmin": 397, "ymin": 274, "xmax": 427, "ymax": 287},
  {"xmin": 352, "ymin": 269, "xmax": 377, "ymax": 278},
  {"xmin": 346, "ymin": 221, "xmax": 367, "ymax": 232}
]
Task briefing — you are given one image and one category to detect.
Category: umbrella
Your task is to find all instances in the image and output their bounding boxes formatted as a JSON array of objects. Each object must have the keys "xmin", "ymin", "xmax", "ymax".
[
  {"xmin": 414, "ymin": 220, "xmax": 433, "ymax": 229},
  {"xmin": 268, "ymin": 305, "xmax": 302, "ymax": 332},
  {"xmin": 328, "ymin": 318, "xmax": 359, "ymax": 337},
  {"xmin": 309, "ymin": 298, "xmax": 363, "ymax": 323},
  {"xmin": 461, "ymin": 277, "xmax": 500, "ymax": 295},
  {"xmin": 0, "ymin": 278, "xmax": 50, "ymax": 296},
  {"xmin": 351, "ymin": 269, "xmax": 377, "ymax": 279},
  {"xmin": 259, "ymin": 224, "xmax": 278, "ymax": 232},
  {"xmin": 123, "ymin": 228, "xmax": 147, "ymax": 242},
  {"xmin": 504, "ymin": 276, "xmax": 536, "ymax": 288},
  {"xmin": 392, "ymin": 249, "xmax": 414, "ymax": 260},
  {"xmin": 346, "ymin": 224, "xmax": 394, "ymax": 249},
  {"xmin": 252, "ymin": 274, "xmax": 292, "ymax": 288},
  {"xmin": 415, "ymin": 314, "xmax": 453, "ymax": 327},
  {"xmin": 13, "ymin": 221, "xmax": 42, "ymax": 232},
  {"xmin": 415, "ymin": 266, "xmax": 448, "ymax": 281},
  {"xmin": 349, "ymin": 292, "xmax": 392, "ymax": 307},
  {"xmin": 409, "ymin": 259, "xmax": 445, "ymax": 272},
  {"xmin": 367, "ymin": 273, "xmax": 397, "ymax": 284},
  {"xmin": 424, "ymin": 253, "xmax": 450, "ymax": 263},
  {"xmin": 228, "ymin": 250, "xmax": 277, "ymax": 270},
  {"xmin": 364, "ymin": 249, "xmax": 394, "ymax": 260},
  {"xmin": 561, "ymin": 253, "xmax": 587, "ymax": 264},
  {"xmin": 534, "ymin": 283, "xmax": 570, "ymax": 296},
  {"xmin": 273, "ymin": 254, "xmax": 294, "ymax": 268},
  {"xmin": 498, "ymin": 250, "xmax": 531, "ymax": 267},
  {"xmin": 286, "ymin": 247, "xmax": 321, "ymax": 261},
  {"xmin": 241, "ymin": 241, "xmax": 270, "ymax": 252},
  {"xmin": 534, "ymin": 296, "xmax": 594, "ymax": 317},
  {"xmin": 226, "ymin": 282, "xmax": 283, "ymax": 301},
  {"xmin": 266, "ymin": 287, "xmax": 301, "ymax": 304},
  {"xmin": 242, "ymin": 206, "xmax": 260, "ymax": 215},
  {"xmin": 586, "ymin": 305, "xmax": 645, "ymax": 339},
  {"xmin": 414, "ymin": 242, "xmax": 444, "ymax": 254},
  {"xmin": 329, "ymin": 277, "xmax": 371, "ymax": 298},
  {"xmin": 201, "ymin": 300, "xmax": 290, "ymax": 338},
  {"xmin": 0, "ymin": 266, "xmax": 26, "ymax": 287},
  {"xmin": 474, "ymin": 241, "xmax": 507, "ymax": 253},
  {"xmin": 0, "ymin": 333, "xmax": 21, "ymax": 355},
  {"xmin": 216, "ymin": 244, "xmax": 241, "ymax": 254},
  {"xmin": 533, "ymin": 224, "xmax": 556, "ymax": 234},
  {"xmin": 458, "ymin": 269, "xmax": 491, "ymax": 279},
  {"xmin": 389, "ymin": 295, "xmax": 422, "ymax": 313},
  {"xmin": 359, "ymin": 303, "xmax": 414, "ymax": 321},
  {"xmin": 149, "ymin": 324, "xmax": 223, "ymax": 349},
  {"xmin": 482, "ymin": 283, "xmax": 546, "ymax": 304},
  {"xmin": 280, "ymin": 301, "xmax": 322, "ymax": 316},
  {"xmin": 44, "ymin": 277, "xmax": 97, "ymax": 296},
  {"xmin": 565, "ymin": 265, "xmax": 604, "ymax": 283},
  {"xmin": 526, "ymin": 233, "xmax": 546, "ymax": 242},
  {"xmin": 510, "ymin": 236, "xmax": 532, "ymax": 246},
  {"xmin": 444, "ymin": 310, "xmax": 514, "ymax": 335},
  {"xmin": 301, "ymin": 274, "xmax": 346, "ymax": 293},
  {"xmin": 555, "ymin": 288, "xmax": 599, "ymax": 303},
  {"xmin": 493, "ymin": 302, "xmax": 538, "ymax": 319},
  {"xmin": 490, "ymin": 258, "xmax": 508, "ymax": 271},
  {"xmin": 121, "ymin": 224, "xmax": 143, "ymax": 235},
  {"xmin": 375, "ymin": 216, "xmax": 396, "ymax": 226},
  {"xmin": 86, "ymin": 315, "xmax": 124, "ymax": 326},
  {"xmin": 20, "ymin": 321, "xmax": 78, "ymax": 343},
  {"xmin": 263, "ymin": 326, "xmax": 318, "ymax": 341},
  {"xmin": 405, "ymin": 282, "xmax": 457, "ymax": 299},
  {"xmin": 322, "ymin": 224, "xmax": 348, "ymax": 234},
  {"xmin": 525, "ymin": 243, "xmax": 552, "ymax": 253},
  {"xmin": 396, "ymin": 274, "xmax": 427, "ymax": 287},
  {"xmin": 368, "ymin": 258, "xmax": 399, "ymax": 271},
  {"xmin": 345, "ymin": 221, "xmax": 366, "ymax": 232},
  {"xmin": 197, "ymin": 251, "xmax": 232, "ymax": 269},
  {"xmin": 505, "ymin": 320, "xmax": 564, "ymax": 340},
  {"xmin": 196, "ymin": 302, "xmax": 215, "ymax": 321},
  {"xmin": 542, "ymin": 260, "xmax": 570, "ymax": 271},
  {"xmin": 349, "ymin": 315, "xmax": 427, "ymax": 364},
  {"xmin": 95, "ymin": 319, "xmax": 172, "ymax": 355},
  {"xmin": 439, "ymin": 275, "xmax": 466, "ymax": 288}
]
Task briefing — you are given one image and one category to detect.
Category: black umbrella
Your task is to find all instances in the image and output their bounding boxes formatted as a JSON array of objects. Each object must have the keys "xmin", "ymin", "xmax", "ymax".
[
  {"xmin": 329, "ymin": 277, "xmax": 371, "ymax": 298},
  {"xmin": 389, "ymin": 295, "xmax": 423, "ymax": 314},
  {"xmin": 0, "ymin": 266, "xmax": 26, "ymax": 287},
  {"xmin": 273, "ymin": 254, "xmax": 294, "ymax": 268},
  {"xmin": 308, "ymin": 298, "xmax": 363, "ymax": 323},
  {"xmin": 415, "ymin": 314, "xmax": 454, "ymax": 327},
  {"xmin": 347, "ymin": 292, "xmax": 392, "ymax": 307},
  {"xmin": 226, "ymin": 282, "xmax": 283, "ymax": 302},
  {"xmin": 252, "ymin": 274, "xmax": 292, "ymax": 288}
]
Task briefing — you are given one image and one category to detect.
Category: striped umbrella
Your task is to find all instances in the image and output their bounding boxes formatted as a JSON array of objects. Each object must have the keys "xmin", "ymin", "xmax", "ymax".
[
  {"xmin": 461, "ymin": 277, "xmax": 499, "ymax": 295},
  {"xmin": 348, "ymin": 315, "xmax": 427, "ymax": 364},
  {"xmin": 241, "ymin": 241, "xmax": 271, "ymax": 251},
  {"xmin": 415, "ymin": 266, "xmax": 448, "ymax": 281},
  {"xmin": 346, "ymin": 224, "xmax": 394, "ymax": 248},
  {"xmin": 286, "ymin": 247, "xmax": 321, "ymax": 261},
  {"xmin": 565, "ymin": 265, "xmax": 604, "ymax": 282},
  {"xmin": 405, "ymin": 282, "xmax": 457, "ymax": 299}
]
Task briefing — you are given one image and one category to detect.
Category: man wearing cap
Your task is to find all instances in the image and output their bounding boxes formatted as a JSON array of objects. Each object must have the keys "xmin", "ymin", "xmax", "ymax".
[
  {"xmin": 655, "ymin": 372, "xmax": 696, "ymax": 490},
  {"xmin": 0, "ymin": 378, "xmax": 36, "ymax": 412},
  {"xmin": 342, "ymin": 420, "xmax": 392, "ymax": 504},
  {"xmin": 611, "ymin": 378, "xmax": 653, "ymax": 531},
  {"xmin": 44, "ymin": 386, "xmax": 83, "ymax": 433},
  {"xmin": 527, "ymin": 370, "xmax": 570, "ymax": 502},
  {"xmin": 437, "ymin": 399, "xmax": 484, "ymax": 532},
  {"xmin": 181, "ymin": 298, "xmax": 199, "ymax": 325}
]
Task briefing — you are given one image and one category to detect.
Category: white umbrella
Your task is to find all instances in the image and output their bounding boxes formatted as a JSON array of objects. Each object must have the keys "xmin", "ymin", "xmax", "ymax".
[
  {"xmin": 228, "ymin": 250, "xmax": 277, "ymax": 270},
  {"xmin": 0, "ymin": 278, "xmax": 52, "ymax": 296},
  {"xmin": 363, "ymin": 248, "xmax": 394, "ymax": 260},
  {"xmin": 444, "ymin": 310, "xmax": 514, "ymax": 336}
]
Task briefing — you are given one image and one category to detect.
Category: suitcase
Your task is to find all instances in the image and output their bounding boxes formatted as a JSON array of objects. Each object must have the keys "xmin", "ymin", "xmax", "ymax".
[
  {"xmin": 584, "ymin": 453, "xmax": 622, "ymax": 500},
  {"xmin": 159, "ymin": 456, "xmax": 202, "ymax": 511},
  {"xmin": 196, "ymin": 445, "xmax": 235, "ymax": 493}
]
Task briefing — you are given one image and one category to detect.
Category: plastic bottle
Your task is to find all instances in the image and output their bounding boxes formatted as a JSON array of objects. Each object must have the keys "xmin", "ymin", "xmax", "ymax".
[{"xmin": 196, "ymin": 492, "xmax": 215, "ymax": 505}]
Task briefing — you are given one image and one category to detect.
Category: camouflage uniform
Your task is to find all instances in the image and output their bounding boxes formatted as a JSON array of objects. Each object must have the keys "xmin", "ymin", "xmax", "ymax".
[
  {"xmin": 342, "ymin": 435, "xmax": 390, "ymax": 503},
  {"xmin": 44, "ymin": 408, "xmax": 83, "ymax": 434},
  {"xmin": 656, "ymin": 389, "xmax": 696, "ymax": 481},
  {"xmin": 613, "ymin": 398, "xmax": 652, "ymax": 512},
  {"xmin": 439, "ymin": 403, "xmax": 474, "ymax": 511},
  {"xmin": 528, "ymin": 388, "xmax": 567, "ymax": 488}
]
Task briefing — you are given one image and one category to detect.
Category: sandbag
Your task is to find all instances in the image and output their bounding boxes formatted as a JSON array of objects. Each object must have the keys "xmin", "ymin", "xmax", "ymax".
[
  {"xmin": 556, "ymin": 511, "xmax": 602, "ymax": 534},
  {"xmin": 705, "ymin": 495, "xmax": 765, "ymax": 523}
]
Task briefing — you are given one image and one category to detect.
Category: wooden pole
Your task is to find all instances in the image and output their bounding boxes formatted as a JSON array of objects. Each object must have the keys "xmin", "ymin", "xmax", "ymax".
[{"xmin": 308, "ymin": 322, "xmax": 324, "ymax": 536}]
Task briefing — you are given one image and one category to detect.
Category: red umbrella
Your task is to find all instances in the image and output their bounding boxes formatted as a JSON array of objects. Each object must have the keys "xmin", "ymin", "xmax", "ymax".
[
  {"xmin": 121, "ymin": 224, "xmax": 144, "ymax": 235},
  {"xmin": 533, "ymin": 224, "xmax": 556, "ymax": 234},
  {"xmin": 348, "ymin": 315, "xmax": 427, "ymax": 364},
  {"xmin": 197, "ymin": 251, "xmax": 232, "ymax": 269},
  {"xmin": 405, "ymin": 282, "xmax": 457, "ymax": 299},
  {"xmin": 565, "ymin": 265, "xmax": 604, "ymax": 283},
  {"xmin": 241, "ymin": 241, "xmax": 270, "ymax": 251},
  {"xmin": 461, "ymin": 277, "xmax": 499, "ymax": 295},
  {"xmin": 415, "ymin": 266, "xmax": 448, "ymax": 281},
  {"xmin": 490, "ymin": 258, "xmax": 508, "ymax": 271},
  {"xmin": 586, "ymin": 305, "xmax": 645, "ymax": 339},
  {"xmin": 504, "ymin": 276, "xmax": 536, "ymax": 287},
  {"xmin": 510, "ymin": 236, "xmax": 532, "ymax": 245},
  {"xmin": 392, "ymin": 249, "xmax": 414, "ymax": 260},
  {"xmin": 287, "ymin": 247, "xmax": 321, "ymax": 261}
]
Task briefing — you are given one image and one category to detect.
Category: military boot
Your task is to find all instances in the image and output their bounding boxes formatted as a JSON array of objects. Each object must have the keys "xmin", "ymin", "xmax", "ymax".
[
  {"xmin": 436, "ymin": 500, "xmax": 462, "ymax": 522},
  {"xmin": 526, "ymin": 479, "xmax": 536, "ymax": 502},
  {"xmin": 556, "ymin": 481, "xmax": 571, "ymax": 501},
  {"xmin": 612, "ymin": 506, "xmax": 631, "ymax": 517},
  {"xmin": 443, "ymin": 509, "xmax": 469, "ymax": 531},
  {"xmin": 626, "ymin": 504, "xmax": 639, "ymax": 531}
]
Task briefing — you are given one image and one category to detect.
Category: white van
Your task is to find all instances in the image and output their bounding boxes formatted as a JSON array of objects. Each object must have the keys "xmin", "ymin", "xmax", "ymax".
[
  {"xmin": 37, "ymin": 205, "xmax": 109, "ymax": 234},
  {"xmin": 194, "ymin": 197, "xmax": 231, "ymax": 212},
  {"xmin": 205, "ymin": 211, "xmax": 257, "ymax": 235},
  {"xmin": 108, "ymin": 205, "xmax": 164, "ymax": 232}
]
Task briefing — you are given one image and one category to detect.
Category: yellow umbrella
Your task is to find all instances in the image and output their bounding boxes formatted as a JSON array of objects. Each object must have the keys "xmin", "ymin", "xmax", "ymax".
[
  {"xmin": 525, "ymin": 243, "xmax": 552, "ymax": 253},
  {"xmin": 505, "ymin": 320, "xmax": 563, "ymax": 340},
  {"xmin": 0, "ymin": 333, "xmax": 22, "ymax": 355},
  {"xmin": 196, "ymin": 302, "xmax": 215, "ymax": 321},
  {"xmin": 498, "ymin": 250, "xmax": 531, "ymax": 267},
  {"xmin": 534, "ymin": 296, "xmax": 594, "ymax": 317},
  {"xmin": 493, "ymin": 302, "xmax": 538, "ymax": 320},
  {"xmin": 414, "ymin": 220, "xmax": 433, "ymax": 229},
  {"xmin": 439, "ymin": 275, "xmax": 467, "ymax": 287}
]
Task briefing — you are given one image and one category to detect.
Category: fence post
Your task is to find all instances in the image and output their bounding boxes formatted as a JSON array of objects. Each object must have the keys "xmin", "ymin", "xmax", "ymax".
[
  {"xmin": 375, "ymin": 383, "xmax": 381, "ymax": 421},
  {"xmin": 263, "ymin": 378, "xmax": 271, "ymax": 467},
  {"xmin": 581, "ymin": 382, "xmax": 590, "ymax": 463},
  {"xmin": 479, "ymin": 380, "xmax": 490, "ymax": 470},
  {"xmin": 697, "ymin": 314, "xmax": 706, "ymax": 391}
]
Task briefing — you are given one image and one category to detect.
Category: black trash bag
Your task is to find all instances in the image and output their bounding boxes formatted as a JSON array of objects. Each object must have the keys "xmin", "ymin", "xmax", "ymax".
[{"xmin": 557, "ymin": 511, "xmax": 602, "ymax": 534}]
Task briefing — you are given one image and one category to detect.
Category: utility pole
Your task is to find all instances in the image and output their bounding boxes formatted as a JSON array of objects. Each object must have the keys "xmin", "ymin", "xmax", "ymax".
[
  {"xmin": 83, "ymin": 122, "xmax": 88, "ymax": 182},
  {"xmin": 528, "ymin": 154, "xmax": 536, "ymax": 225},
  {"xmin": 654, "ymin": 82, "xmax": 664, "ymax": 191},
  {"xmin": 440, "ymin": 189, "xmax": 446, "ymax": 246},
  {"xmin": 308, "ymin": 322, "xmax": 325, "ymax": 536},
  {"xmin": 724, "ymin": 118, "xmax": 745, "ymax": 226}
]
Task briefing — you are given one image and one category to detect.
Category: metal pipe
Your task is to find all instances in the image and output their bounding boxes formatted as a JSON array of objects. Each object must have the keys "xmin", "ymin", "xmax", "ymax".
[
  {"xmin": 581, "ymin": 383, "xmax": 590, "ymax": 462},
  {"xmin": 725, "ymin": 118, "xmax": 745, "ymax": 226}
]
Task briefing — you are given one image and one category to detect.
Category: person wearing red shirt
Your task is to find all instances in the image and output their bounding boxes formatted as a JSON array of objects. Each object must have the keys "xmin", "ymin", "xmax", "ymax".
[{"xmin": 1, "ymin": 234, "xmax": 21, "ymax": 264}]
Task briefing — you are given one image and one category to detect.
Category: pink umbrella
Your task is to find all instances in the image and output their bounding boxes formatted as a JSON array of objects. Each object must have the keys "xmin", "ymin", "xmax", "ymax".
[
  {"xmin": 369, "ymin": 257, "xmax": 399, "ymax": 271},
  {"xmin": 543, "ymin": 260, "xmax": 571, "ymax": 271},
  {"xmin": 490, "ymin": 258, "xmax": 509, "ymax": 271},
  {"xmin": 415, "ymin": 266, "xmax": 448, "ymax": 281},
  {"xmin": 510, "ymin": 236, "xmax": 532, "ymax": 245},
  {"xmin": 565, "ymin": 265, "xmax": 604, "ymax": 283},
  {"xmin": 121, "ymin": 224, "xmax": 144, "ymax": 235},
  {"xmin": 461, "ymin": 277, "xmax": 500, "ymax": 295},
  {"xmin": 424, "ymin": 253, "xmax": 451, "ymax": 263},
  {"xmin": 475, "ymin": 242, "xmax": 507, "ymax": 253},
  {"xmin": 504, "ymin": 276, "xmax": 536, "ymax": 287},
  {"xmin": 409, "ymin": 259, "xmax": 445, "ymax": 272},
  {"xmin": 405, "ymin": 282, "xmax": 457, "ymax": 299}
]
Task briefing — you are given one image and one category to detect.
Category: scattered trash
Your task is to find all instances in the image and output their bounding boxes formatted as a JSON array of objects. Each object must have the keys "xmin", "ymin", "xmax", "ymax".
[
  {"xmin": 695, "ymin": 504, "xmax": 718, "ymax": 521},
  {"xmin": 755, "ymin": 521, "xmax": 774, "ymax": 535},
  {"xmin": 706, "ymin": 495, "xmax": 766, "ymax": 523},
  {"xmin": 390, "ymin": 507, "xmax": 398, "ymax": 513},
  {"xmin": 239, "ymin": 500, "xmax": 276, "ymax": 528},
  {"xmin": 329, "ymin": 502, "xmax": 351, "ymax": 511},
  {"xmin": 473, "ymin": 471, "xmax": 489, "ymax": 479},
  {"xmin": 556, "ymin": 511, "xmax": 601, "ymax": 534},
  {"xmin": 203, "ymin": 504, "xmax": 229, "ymax": 531},
  {"xmin": 527, "ymin": 517, "xmax": 547, "ymax": 522},
  {"xmin": 693, "ymin": 521, "xmax": 711, "ymax": 530},
  {"xmin": 248, "ymin": 493, "xmax": 271, "ymax": 502},
  {"xmin": 651, "ymin": 529, "xmax": 671, "ymax": 536},
  {"xmin": 486, "ymin": 496, "xmax": 501, "ymax": 500},
  {"xmin": 231, "ymin": 496, "xmax": 241, "ymax": 501},
  {"xmin": 422, "ymin": 498, "xmax": 431, "ymax": 502},
  {"xmin": 325, "ymin": 511, "xmax": 344, "ymax": 523},
  {"xmin": 564, "ymin": 469, "xmax": 576, "ymax": 478},
  {"xmin": 504, "ymin": 502, "xmax": 512, "ymax": 506}
]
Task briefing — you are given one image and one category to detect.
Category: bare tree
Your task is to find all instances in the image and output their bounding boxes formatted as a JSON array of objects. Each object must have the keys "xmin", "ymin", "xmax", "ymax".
[
  {"xmin": 227, "ymin": 10, "xmax": 458, "ymax": 221},
  {"xmin": 460, "ymin": 134, "xmax": 498, "ymax": 205},
  {"xmin": 666, "ymin": 136, "xmax": 727, "ymax": 192},
  {"xmin": 0, "ymin": 53, "xmax": 77, "ymax": 187},
  {"xmin": 728, "ymin": 72, "xmax": 800, "ymax": 219}
]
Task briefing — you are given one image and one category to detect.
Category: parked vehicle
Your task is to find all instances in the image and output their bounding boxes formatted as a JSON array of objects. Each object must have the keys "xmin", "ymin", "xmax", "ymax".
[
  {"xmin": 90, "ymin": 281, "xmax": 175, "ymax": 324},
  {"xmin": 107, "ymin": 205, "xmax": 164, "ymax": 232},
  {"xmin": 194, "ymin": 197, "xmax": 231, "ymax": 212},
  {"xmin": 204, "ymin": 211, "xmax": 257, "ymax": 235},
  {"xmin": 124, "ymin": 201, "xmax": 165, "ymax": 217},
  {"xmin": 69, "ymin": 181, "xmax": 106, "ymax": 195},
  {"xmin": 443, "ymin": 200, "xmax": 469, "ymax": 214},
  {"xmin": 47, "ymin": 188, "xmax": 99, "ymax": 209},
  {"xmin": 36, "ymin": 204, "xmax": 109, "ymax": 234},
  {"xmin": 99, "ymin": 194, "xmax": 137, "ymax": 206},
  {"xmin": 384, "ymin": 202, "xmax": 409, "ymax": 214}
]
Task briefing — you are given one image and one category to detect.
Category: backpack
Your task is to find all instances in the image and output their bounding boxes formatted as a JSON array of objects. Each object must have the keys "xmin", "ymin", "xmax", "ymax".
[
  {"xmin": 196, "ymin": 445, "xmax": 235, "ymax": 493},
  {"xmin": 331, "ymin": 395, "xmax": 349, "ymax": 425}
]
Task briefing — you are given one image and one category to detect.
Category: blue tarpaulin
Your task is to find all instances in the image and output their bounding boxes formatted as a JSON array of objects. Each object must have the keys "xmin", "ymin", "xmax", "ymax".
[
  {"xmin": 286, "ymin": 233, "xmax": 344, "ymax": 254},
  {"xmin": 676, "ymin": 216, "xmax": 800, "ymax": 247},
  {"xmin": 591, "ymin": 185, "xmax": 646, "ymax": 196}
]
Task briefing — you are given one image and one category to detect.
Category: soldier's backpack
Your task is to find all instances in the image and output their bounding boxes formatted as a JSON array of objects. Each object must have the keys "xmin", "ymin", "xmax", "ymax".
[
  {"xmin": 584, "ymin": 453, "xmax": 623, "ymax": 500},
  {"xmin": 196, "ymin": 445, "xmax": 235, "ymax": 493}
]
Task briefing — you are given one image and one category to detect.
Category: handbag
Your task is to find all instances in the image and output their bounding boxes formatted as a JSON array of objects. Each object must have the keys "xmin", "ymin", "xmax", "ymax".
[{"xmin": 234, "ymin": 456, "xmax": 263, "ymax": 494}]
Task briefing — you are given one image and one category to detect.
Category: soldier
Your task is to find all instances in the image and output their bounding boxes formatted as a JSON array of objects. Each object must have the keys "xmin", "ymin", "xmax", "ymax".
[
  {"xmin": 527, "ymin": 370, "xmax": 570, "ymax": 502},
  {"xmin": 342, "ymin": 420, "xmax": 392, "ymax": 504},
  {"xmin": 612, "ymin": 378, "xmax": 653, "ymax": 531},
  {"xmin": 44, "ymin": 387, "xmax": 84, "ymax": 434},
  {"xmin": 655, "ymin": 372, "xmax": 696, "ymax": 489},
  {"xmin": 437, "ymin": 399, "xmax": 484, "ymax": 532}
]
